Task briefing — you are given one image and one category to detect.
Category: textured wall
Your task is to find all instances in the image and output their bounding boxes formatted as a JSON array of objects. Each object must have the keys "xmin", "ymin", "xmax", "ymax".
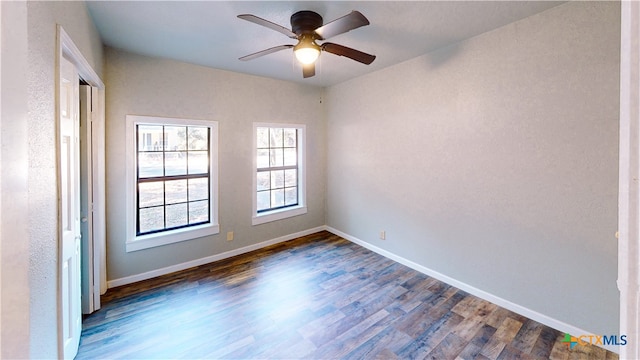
[
  {"xmin": 25, "ymin": 1, "xmax": 103, "ymax": 357},
  {"xmin": 1, "ymin": 2, "xmax": 29, "ymax": 358},
  {"xmin": 104, "ymin": 48, "xmax": 326, "ymax": 280},
  {"xmin": 1, "ymin": 0, "xmax": 622, "ymax": 355},
  {"xmin": 325, "ymin": 1, "xmax": 620, "ymax": 335}
]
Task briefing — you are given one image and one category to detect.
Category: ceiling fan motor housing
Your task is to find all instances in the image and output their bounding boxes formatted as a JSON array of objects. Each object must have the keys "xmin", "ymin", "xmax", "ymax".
[{"xmin": 291, "ymin": 11, "xmax": 323, "ymax": 36}]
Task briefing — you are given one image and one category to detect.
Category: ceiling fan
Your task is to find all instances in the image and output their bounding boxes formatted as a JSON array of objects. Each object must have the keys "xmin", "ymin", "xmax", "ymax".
[{"xmin": 238, "ymin": 10, "xmax": 376, "ymax": 78}]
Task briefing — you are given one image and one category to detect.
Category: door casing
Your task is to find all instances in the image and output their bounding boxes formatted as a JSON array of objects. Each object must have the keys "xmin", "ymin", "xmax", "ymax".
[{"xmin": 56, "ymin": 25, "xmax": 106, "ymax": 359}]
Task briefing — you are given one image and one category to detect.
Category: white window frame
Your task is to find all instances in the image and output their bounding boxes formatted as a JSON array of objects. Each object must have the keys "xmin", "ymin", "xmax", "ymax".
[
  {"xmin": 252, "ymin": 123, "xmax": 307, "ymax": 225},
  {"xmin": 125, "ymin": 115, "xmax": 219, "ymax": 252}
]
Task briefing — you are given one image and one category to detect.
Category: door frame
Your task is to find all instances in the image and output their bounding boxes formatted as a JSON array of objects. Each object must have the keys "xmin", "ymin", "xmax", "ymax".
[
  {"xmin": 618, "ymin": 1, "xmax": 640, "ymax": 359},
  {"xmin": 56, "ymin": 25, "xmax": 105, "ymax": 357}
]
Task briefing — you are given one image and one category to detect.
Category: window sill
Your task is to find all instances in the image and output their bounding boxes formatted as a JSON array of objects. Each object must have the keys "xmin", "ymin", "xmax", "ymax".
[
  {"xmin": 126, "ymin": 223, "xmax": 220, "ymax": 252},
  {"xmin": 252, "ymin": 206, "xmax": 307, "ymax": 226}
]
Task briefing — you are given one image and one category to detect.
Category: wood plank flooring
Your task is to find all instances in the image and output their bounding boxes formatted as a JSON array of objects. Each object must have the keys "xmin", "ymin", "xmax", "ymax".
[{"xmin": 77, "ymin": 231, "xmax": 618, "ymax": 359}]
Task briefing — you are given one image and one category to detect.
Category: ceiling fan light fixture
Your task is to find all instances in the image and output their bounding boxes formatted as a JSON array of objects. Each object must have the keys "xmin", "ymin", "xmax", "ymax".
[
  {"xmin": 238, "ymin": 10, "xmax": 375, "ymax": 78},
  {"xmin": 295, "ymin": 47, "xmax": 320, "ymax": 64},
  {"xmin": 294, "ymin": 35, "xmax": 320, "ymax": 64}
]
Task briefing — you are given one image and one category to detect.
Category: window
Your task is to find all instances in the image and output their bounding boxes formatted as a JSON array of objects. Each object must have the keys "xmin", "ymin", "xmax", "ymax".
[
  {"xmin": 253, "ymin": 123, "xmax": 306, "ymax": 225},
  {"xmin": 126, "ymin": 115, "xmax": 219, "ymax": 252}
]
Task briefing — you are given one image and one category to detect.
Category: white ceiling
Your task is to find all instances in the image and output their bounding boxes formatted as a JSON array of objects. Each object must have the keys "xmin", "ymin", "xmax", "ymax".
[{"xmin": 86, "ymin": 1, "xmax": 565, "ymax": 87}]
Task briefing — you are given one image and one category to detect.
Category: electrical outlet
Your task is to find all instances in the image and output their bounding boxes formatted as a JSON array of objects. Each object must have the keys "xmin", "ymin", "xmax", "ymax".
[
  {"xmin": 380, "ymin": 230, "xmax": 386, "ymax": 240},
  {"xmin": 227, "ymin": 231, "xmax": 234, "ymax": 241}
]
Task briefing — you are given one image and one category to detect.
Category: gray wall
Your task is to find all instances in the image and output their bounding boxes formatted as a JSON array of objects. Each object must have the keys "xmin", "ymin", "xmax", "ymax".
[
  {"xmin": 0, "ymin": 1, "xmax": 104, "ymax": 358},
  {"xmin": 325, "ymin": 1, "xmax": 620, "ymax": 335},
  {"xmin": 0, "ymin": 0, "xmax": 621, "ymax": 356},
  {"xmin": 104, "ymin": 48, "xmax": 326, "ymax": 281}
]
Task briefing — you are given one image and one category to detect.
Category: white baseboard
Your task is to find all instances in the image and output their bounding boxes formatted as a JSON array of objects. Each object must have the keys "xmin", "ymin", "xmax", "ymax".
[
  {"xmin": 107, "ymin": 226, "xmax": 326, "ymax": 289},
  {"xmin": 325, "ymin": 226, "xmax": 619, "ymax": 354},
  {"xmin": 106, "ymin": 225, "xmax": 617, "ymax": 354}
]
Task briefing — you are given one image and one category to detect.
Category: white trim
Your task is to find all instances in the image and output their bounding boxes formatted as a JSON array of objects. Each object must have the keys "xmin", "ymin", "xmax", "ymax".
[
  {"xmin": 325, "ymin": 226, "xmax": 619, "ymax": 354},
  {"xmin": 252, "ymin": 205, "xmax": 308, "ymax": 225},
  {"xmin": 58, "ymin": 27, "xmax": 104, "ymax": 89},
  {"xmin": 57, "ymin": 25, "xmax": 106, "ymax": 359},
  {"xmin": 0, "ymin": 3, "xmax": 4, "ymax": 357},
  {"xmin": 252, "ymin": 123, "xmax": 307, "ymax": 225},
  {"xmin": 58, "ymin": 26, "xmax": 107, "ymax": 302},
  {"xmin": 0, "ymin": 4, "xmax": 3, "ymax": 355},
  {"xmin": 108, "ymin": 226, "xmax": 326, "ymax": 288},
  {"xmin": 107, "ymin": 224, "xmax": 619, "ymax": 353},
  {"xmin": 126, "ymin": 223, "xmax": 221, "ymax": 253},
  {"xmin": 125, "ymin": 115, "xmax": 220, "ymax": 252},
  {"xmin": 618, "ymin": 1, "xmax": 640, "ymax": 359}
]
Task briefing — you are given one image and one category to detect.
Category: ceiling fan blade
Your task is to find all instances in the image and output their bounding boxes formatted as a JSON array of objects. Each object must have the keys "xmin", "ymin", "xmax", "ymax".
[
  {"xmin": 239, "ymin": 45, "xmax": 294, "ymax": 61},
  {"xmin": 314, "ymin": 11, "xmax": 370, "ymax": 40},
  {"xmin": 237, "ymin": 14, "xmax": 297, "ymax": 39},
  {"xmin": 321, "ymin": 43, "xmax": 376, "ymax": 65},
  {"xmin": 302, "ymin": 63, "xmax": 315, "ymax": 78}
]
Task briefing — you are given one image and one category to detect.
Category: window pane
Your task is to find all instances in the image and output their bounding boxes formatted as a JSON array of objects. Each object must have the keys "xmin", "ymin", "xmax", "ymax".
[
  {"xmin": 166, "ymin": 203, "xmax": 188, "ymax": 228},
  {"xmin": 133, "ymin": 116, "xmax": 217, "ymax": 240},
  {"xmin": 257, "ymin": 171, "xmax": 270, "ymax": 191},
  {"xmin": 254, "ymin": 125, "xmax": 302, "ymax": 214},
  {"xmin": 189, "ymin": 200, "xmax": 209, "ymax": 224},
  {"xmin": 257, "ymin": 149, "xmax": 269, "ymax": 169},
  {"xmin": 257, "ymin": 191, "xmax": 270, "ymax": 211},
  {"xmin": 164, "ymin": 126, "xmax": 187, "ymax": 151},
  {"xmin": 138, "ymin": 153, "xmax": 164, "ymax": 177},
  {"xmin": 270, "ymin": 128, "xmax": 283, "ymax": 147},
  {"xmin": 188, "ymin": 178, "xmax": 208, "ymax": 201},
  {"xmin": 139, "ymin": 182, "xmax": 164, "ymax": 208},
  {"xmin": 271, "ymin": 189, "xmax": 285, "ymax": 208},
  {"xmin": 188, "ymin": 151, "xmax": 208, "ymax": 174},
  {"xmin": 285, "ymin": 187, "xmax": 298, "ymax": 205},
  {"xmin": 139, "ymin": 206, "xmax": 164, "ymax": 233},
  {"xmin": 138, "ymin": 125, "xmax": 163, "ymax": 152},
  {"xmin": 283, "ymin": 128, "xmax": 296, "ymax": 147},
  {"xmin": 257, "ymin": 127, "xmax": 269, "ymax": 148},
  {"xmin": 188, "ymin": 127, "xmax": 208, "ymax": 150},
  {"xmin": 270, "ymin": 149, "xmax": 283, "ymax": 167},
  {"xmin": 165, "ymin": 180, "xmax": 187, "ymax": 204},
  {"xmin": 283, "ymin": 148, "xmax": 297, "ymax": 166},
  {"xmin": 165, "ymin": 152, "xmax": 187, "ymax": 176},
  {"xmin": 284, "ymin": 169, "xmax": 297, "ymax": 187},
  {"xmin": 271, "ymin": 170, "xmax": 284, "ymax": 189}
]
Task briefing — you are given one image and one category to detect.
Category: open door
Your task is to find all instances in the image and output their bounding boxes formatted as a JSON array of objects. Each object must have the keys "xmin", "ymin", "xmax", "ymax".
[
  {"xmin": 80, "ymin": 85, "xmax": 106, "ymax": 314},
  {"xmin": 59, "ymin": 54, "xmax": 81, "ymax": 360},
  {"xmin": 58, "ymin": 25, "xmax": 106, "ymax": 359}
]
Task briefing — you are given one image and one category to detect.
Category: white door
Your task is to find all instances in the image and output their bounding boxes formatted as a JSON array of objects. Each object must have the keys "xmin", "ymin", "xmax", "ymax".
[
  {"xmin": 79, "ymin": 85, "xmax": 105, "ymax": 314},
  {"xmin": 79, "ymin": 85, "xmax": 95, "ymax": 314},
  {"xmin": 59, "ymin": 55, "xmax": 81, "ymax": 359}
]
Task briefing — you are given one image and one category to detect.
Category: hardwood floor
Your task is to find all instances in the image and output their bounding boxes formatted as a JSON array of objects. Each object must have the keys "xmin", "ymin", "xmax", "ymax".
[{"xmin": 78, "ymin": 231, "xmax": 618, "ymax": 359}]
